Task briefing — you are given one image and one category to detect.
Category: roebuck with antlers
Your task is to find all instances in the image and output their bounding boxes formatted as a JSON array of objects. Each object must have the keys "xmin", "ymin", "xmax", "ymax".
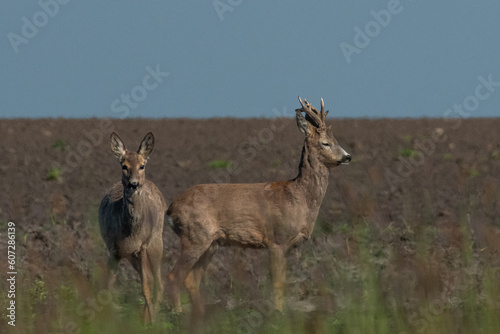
[
  {"xmin": 166, "ymin": 97, "xmax": 351, "ymax": 314},
  {"xmin": 99, "ymin": 132, "xmax": 167, "ymax": 323}
]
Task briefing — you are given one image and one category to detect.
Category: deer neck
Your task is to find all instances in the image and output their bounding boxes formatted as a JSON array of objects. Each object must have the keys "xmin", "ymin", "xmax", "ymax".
[
  {"xmin": 294, "ymin": 142, "xmax": 330, "ymax": 207},
  {"xmin": 122, "ymin": 188, "xmax": 143, "ymax": 221}
]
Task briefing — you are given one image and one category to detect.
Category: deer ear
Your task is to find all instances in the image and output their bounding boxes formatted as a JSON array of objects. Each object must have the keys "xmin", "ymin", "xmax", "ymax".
[
  {"xmin": 327, "ymin": 125, "xmax": 333, "ymax": 136},
  {"xmin": 296, "ymin": 111, "xmax": 309, "ymax": 136},
  {"xmin": 138, "ymin": 132, "xmax": 154, "ymax": 158},
  {"xmin": 110, "ymin": 132, "xmax": 126, "ymax": 160}
]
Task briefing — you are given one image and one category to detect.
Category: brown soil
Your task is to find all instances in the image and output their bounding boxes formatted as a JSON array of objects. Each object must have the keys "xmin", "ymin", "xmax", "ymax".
[{"xmin": 1, "ymin": 117, "xmax": 499, "ymax": 320}]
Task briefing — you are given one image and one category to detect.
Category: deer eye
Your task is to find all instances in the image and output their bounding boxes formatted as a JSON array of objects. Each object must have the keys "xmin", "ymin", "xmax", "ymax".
[
  {"xmin": 321, "ymin": 142, "xmax": 331, "ymax": 148},
  {"xmin": 139, "ymin": 165, "xmax": 145, "ymax": 170},
  {"xmin": 122, "ymin": 165, "xmax": 128, "ymax": 170}
]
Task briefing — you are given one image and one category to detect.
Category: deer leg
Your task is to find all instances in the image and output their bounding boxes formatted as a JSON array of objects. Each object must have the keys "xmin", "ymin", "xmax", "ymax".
[
  {"xmin": 107, "ymin": 252, "xmax": 120, "ymax": 291},
  {"xmin": 142, "ymin": 250, "xmax": 156, "ymax": 324},
  {"xmin": 131, "ymin": 251, "xmax": 154, "ymax": 324},
  {"xmin": 148, "ymin": 237, "xmax": 164, "ymax": 315},
  {"xmin": 184, "ymin": 244, "xmax": 218, "ymax": 317},
  {"xmin": 167, "ymin": 239, "xmax": 212, "ymax": 313},
  {"xmin": 269, "ymin": 246, "xmax": 287, "ymax": 312}
]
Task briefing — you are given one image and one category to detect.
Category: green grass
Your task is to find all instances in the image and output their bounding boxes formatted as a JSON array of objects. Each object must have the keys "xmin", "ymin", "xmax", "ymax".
[
  {"xmin": 400, "ymin": 147, "xmax": 419, "ymax": 158},
  {"xmin": 469, "ymin": 167, "xmax": 480, "ymax": 178},
  {"xmin": 4, "ymin": 223, "xmax": 499, "ymax": 334},
  {"xmin": 207, "ymin": 159, "xmax": 232, "ymax": 169},
  {"xmin": 3, "ymin": 195, "xmax": 500, "ymax": 334},
  {"xmin": 402, "ymin": 134, "xmax": 412, "ymax": 143},
  {"xmin": 443, "ymin": 153, "xmax": 453, "ymax": 161},
  {"xmin": 51, "ymin": 139, "xmax": 68, "ymax": 150},
  {"xmin": 47, "ymin": 166, "xmax": 62, "ymax": 181},
  {"xmin": 29, "ymin": 279, "xmax": 48, "ymax": 303}
]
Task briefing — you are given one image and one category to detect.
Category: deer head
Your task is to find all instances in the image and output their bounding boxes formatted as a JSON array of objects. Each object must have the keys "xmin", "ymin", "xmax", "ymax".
[
  {"xmin": 110, "ymin": 132, "xmax": 155, "ymax": 196},
  {"xmin": 296, "ymin": 97, "xmax": 351, "ymax": 167}
]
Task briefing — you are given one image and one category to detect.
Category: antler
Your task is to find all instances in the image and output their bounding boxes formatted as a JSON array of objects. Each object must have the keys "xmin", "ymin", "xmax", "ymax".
[{"xmin": 297, "ymin": 97, "xmax": 329, "ymax": 129}]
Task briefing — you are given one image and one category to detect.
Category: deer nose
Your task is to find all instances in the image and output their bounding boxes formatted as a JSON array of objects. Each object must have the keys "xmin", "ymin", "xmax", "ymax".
[
  {"xmin": 129, "ymin": 181, "xmax": 139, "ymax": 189},
  {"xmin": 343, "ymin": 154, "xmax": 352, "ymax": 164}
]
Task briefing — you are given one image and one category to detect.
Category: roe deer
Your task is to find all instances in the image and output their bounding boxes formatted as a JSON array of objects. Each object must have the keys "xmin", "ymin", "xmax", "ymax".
[
  {"xmin": 166, "ymin": 97, "xmax": 351, "ymax": 314},
  {"xmin": 99, "ymin": 132, "xmax": 167, "ymax": 323}
]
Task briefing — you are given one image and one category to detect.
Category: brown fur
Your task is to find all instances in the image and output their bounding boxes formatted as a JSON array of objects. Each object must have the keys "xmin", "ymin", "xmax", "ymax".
[
  {"xmin": 99, "ymin": 132, "xmax": 167, "ymax": 323},
  {"xmin": 166, "ymin": 97, "xmax": 351, "ymax": 315}
]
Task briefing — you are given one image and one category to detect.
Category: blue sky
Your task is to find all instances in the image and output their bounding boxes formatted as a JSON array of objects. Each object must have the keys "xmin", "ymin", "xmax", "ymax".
[{"xmin": 1, "ymin": 1, "xmax": 499, "ymax": 119}]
